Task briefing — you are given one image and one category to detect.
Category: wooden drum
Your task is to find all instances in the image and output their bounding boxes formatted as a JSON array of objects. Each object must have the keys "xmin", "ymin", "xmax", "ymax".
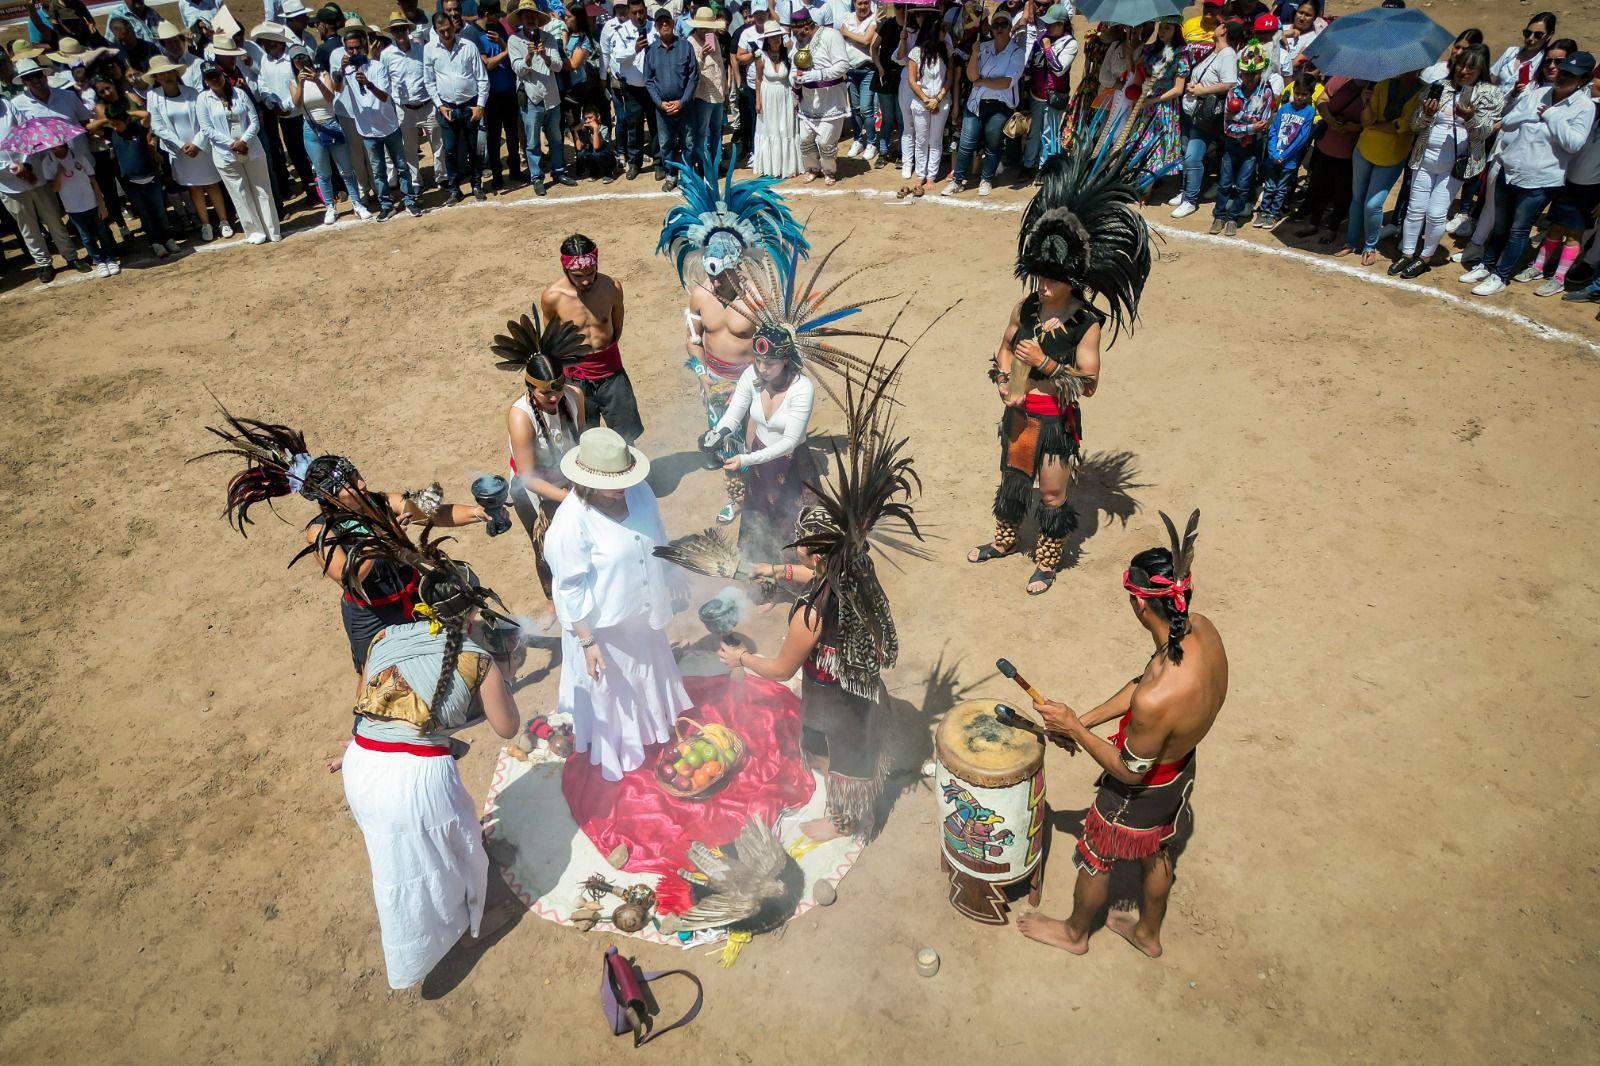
[{"xmin": 935, "ymin": 699, "xmax": 1048, "ymax": 925}]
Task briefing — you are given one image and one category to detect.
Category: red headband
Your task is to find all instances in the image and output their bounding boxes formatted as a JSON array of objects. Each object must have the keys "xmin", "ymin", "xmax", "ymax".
[
  {"xmin": 1122, "ymin": 570, "xmax": 1191, "ymax": 613},
  {"xmin": 561, "ymin": 251, "xmax": 598, "ymax": 271}
]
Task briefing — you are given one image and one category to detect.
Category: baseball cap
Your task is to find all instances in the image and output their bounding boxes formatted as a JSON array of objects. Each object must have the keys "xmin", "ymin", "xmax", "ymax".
[
  {"xmin": 1557, "ymin": 51, "xmax": 1596, "ymax": 78},
  {"xmin": 1253, "ymin": 14, "xmax": 1278, "ymax": 35}
]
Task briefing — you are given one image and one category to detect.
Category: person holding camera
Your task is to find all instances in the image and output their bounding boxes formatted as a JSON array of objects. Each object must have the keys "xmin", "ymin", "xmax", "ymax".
[
  {"xmin": 290, "ymin": 47, "xmax": 372, "ymax": 223},
  {"xmin": 424, "ymin": 8, "xmax": 490, "ymax": 202},
  {"xmin": 600, "ymin": 0, "xmax": 656, "ymax": 180},
  {"xmin": 333, "ymin": 24, "xmax": 419, "ymax": 218},
  {"xmin": 509, "ymin": 0, "xmax": 573, "ymax": 195}
]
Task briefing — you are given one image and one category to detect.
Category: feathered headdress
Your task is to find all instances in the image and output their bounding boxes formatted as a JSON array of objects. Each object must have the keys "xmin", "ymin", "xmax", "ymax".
[
  {"xmin": 789, "ymin": 357, "xmax": 922, "ymax": 700},
  {"xmin": 191, "ymin": 405, "xmax": 358, "ymax": 534},
  {"xmin": 1016, "ymin": 118, "xmax": 1154, "ymax": 343},
  {"xmin": 1123, "ymin": 508, "xmax": 1199, "ymax": 613},
  {"xmin": 490, "ymin": 303, "xmax": 591, "ymax": 390},
  {"xmin": 657, "ymin": 140, "xmax": 809, "ymax": 288},
  {"xmin": 727, "ymin": 236, "xmax": 912, "ymax": 409}
]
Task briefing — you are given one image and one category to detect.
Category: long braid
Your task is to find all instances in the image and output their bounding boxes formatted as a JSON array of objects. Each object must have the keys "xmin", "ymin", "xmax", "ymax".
[
  {"xmin": 427, "ymin": 624, "xmax": 466, "ymax": 720},
  {"xmin": 1164, "ymin": 603, "xmax": 1189, "ymax": 665}
]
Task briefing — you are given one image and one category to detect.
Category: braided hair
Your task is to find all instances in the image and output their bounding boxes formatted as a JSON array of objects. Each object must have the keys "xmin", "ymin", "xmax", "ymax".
[
  {"xmin": 418, "ymin": 566, "xmax": 481, "ymax": 718},
  {"xmin": 1127, "ymin": 546, "xmax": 1193, "ymax": 664}
]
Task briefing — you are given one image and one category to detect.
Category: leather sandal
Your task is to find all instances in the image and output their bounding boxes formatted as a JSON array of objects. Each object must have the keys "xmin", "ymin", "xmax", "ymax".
[
  {"xmin": 967, "ymin": 543, "xmax": 1015, "ymax": 563},
  {"xmin": 1026, "ymin": 569, "xmax": 1057, "ymax": 596}
]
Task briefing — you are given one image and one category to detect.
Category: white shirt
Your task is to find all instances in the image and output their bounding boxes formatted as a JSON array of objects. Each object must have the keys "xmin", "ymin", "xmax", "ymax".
[
  {"xmin": 735, "ymin": 22, "xmax": 777, "ymax": 89},
  {"xmin": 795, "ymin": 27, "xmax": 850, "ymax": 119},
  {"xmin": 179, "ymin": 0, "xmax": 223, "ymax": 29},
  {"xmin": 1497, "ymin": 85, "xmax": 1596, "ymax": 189},
  {"xmin": 12, "ymin": 86, "xmax": 94, "ymax": 163},
  {"xmin": 147, "ymin": 83, "xmax": 208, "ymax": 153},
  {"xmin": 381, "ymin": 41, "xmax": 431, "ymax": 107},
  {"xmin": 423, "ymin": 36, "xmax": 489, "ymax": 107},
  {"xmin": 545, "ymin": 483, "xmax": 677, "ymax": 633},
  {"xmin": 713, "ymin": 367, "xmax": 815, "ymax": 468},
  {"xmin": 335, "ymin": 59, "xmax": 402, "ymax": 138},
  {"xmin": 1491, "ymin": 45, "xmax": 1542, "ymax": 94},
  {"xmin": 787, "ymin": 0, "xmax": 834, "ymax": 28},
  {"xmin": 967, "ymin": 36, "xmax": 1024, "ymax": 113},
  {"xmin": 601, "ymin": 17, "xmax": 652, "ymax": 86},
  {"xmin": 255, "ymin": 47, "xmax": 311, "ymax": 116},
  {"xmin": 195, "ymin": 87, "xmax": 264, "ymax": 163},
  {"xmin": 840, "ymin": 11, "xmax": 875, "ymax": 68},
  {"xmin": 41, "ymin": 149, "xmax": 98, "ymax": 212},
  {"xmin": 1183, "ymin": 45, "xmax": 1237, "ymax": 116}
]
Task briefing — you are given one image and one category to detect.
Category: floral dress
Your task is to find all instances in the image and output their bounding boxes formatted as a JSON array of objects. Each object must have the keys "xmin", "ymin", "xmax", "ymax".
[{"xmin": 1125, "ymin": 44, "xmax": 1190, "ymax": 180}]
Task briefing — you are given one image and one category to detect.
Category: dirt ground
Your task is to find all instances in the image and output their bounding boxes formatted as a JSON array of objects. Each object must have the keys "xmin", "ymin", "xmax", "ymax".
[{"xmin": 3, "ymin": 2, "xmax": 1600, "ymax": 1064}]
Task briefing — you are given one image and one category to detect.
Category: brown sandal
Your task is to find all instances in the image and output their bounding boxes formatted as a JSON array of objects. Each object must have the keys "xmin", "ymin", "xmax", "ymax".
[{"xmin": 897, "ymin": 185, "xmax": 912, "ymax": 199}]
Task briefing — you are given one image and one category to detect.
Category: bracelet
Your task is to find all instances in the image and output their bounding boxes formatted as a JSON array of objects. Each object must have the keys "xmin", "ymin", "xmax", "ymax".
[
  {"xmin": 784, "ymin": 562, "xmax": 794, "ymax": 582},
  {"xmin": 578, "ymin": 635, "xmax": 596, "ymax": 648}
]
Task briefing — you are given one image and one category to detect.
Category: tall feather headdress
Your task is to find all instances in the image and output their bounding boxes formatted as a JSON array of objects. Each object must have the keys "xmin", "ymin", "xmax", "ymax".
[
  {"xmin": 490, "ymin": 303, "xmax": 591, "ymax": 389},
  {"xmin": 657, "ymin": 141, "xmax": 809, "ymax": 288}
]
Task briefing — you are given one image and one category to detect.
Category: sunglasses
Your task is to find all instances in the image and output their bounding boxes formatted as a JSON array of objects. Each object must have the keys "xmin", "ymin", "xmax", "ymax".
[{"xmin": 1524, "ymin": 29, "xmax": 1547, "ymax": 40}]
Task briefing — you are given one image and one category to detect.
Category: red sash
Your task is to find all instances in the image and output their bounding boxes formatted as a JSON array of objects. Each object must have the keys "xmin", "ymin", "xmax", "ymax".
[
  {"xmin": 351, "ymin": 732, "xmax": 451, "ymax": 757},
  {"xmin": 568, "ymin": 340, "xmax": 624, "ymax": 380},
  {"xmin": 1111, "ymin": 711, "xmax": 1192, "ymax": 785}
]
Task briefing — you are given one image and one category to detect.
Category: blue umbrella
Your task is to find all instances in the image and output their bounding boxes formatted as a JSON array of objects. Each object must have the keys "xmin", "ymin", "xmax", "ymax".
[
  {"xmin": 1302, "ymin": 7, "xmax": 1456, "ymax": 82},
  {"xmin": 1076, "ymin": 0, "xmax": 1187, "ymax": 28}
]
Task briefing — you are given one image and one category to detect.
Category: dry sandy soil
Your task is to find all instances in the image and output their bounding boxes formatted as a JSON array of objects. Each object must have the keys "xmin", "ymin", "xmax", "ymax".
[{"xmin": 3, "ymin": 2, "xmax": 1599, "ymax": 1064}]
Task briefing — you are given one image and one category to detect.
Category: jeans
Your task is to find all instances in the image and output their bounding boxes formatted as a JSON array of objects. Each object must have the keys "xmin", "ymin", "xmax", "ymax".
[
  {"xmin": 521, "ymin": 97, "xmax": 566, "ymax": 180},
  {"xmin": 873, "ymin": 87, "xmax": 901, "ymax": 157},
  {"xmin": 953, "ymin": 100, "xmax": 1008, "ymax": 184},
  {"xmin": 1481, "ymin": 176, "xmax": 1559, "ymax": 282},
  {"xmin": 485, "ymin": 89, "xmax": 523, "ymax": 182},
  {"xmin": 619, "ymin": 83, "xmax": 654, "ymax": 166},
  {"xmin": 737, "ymin": 83, "xmax": 758, "ymax": 159},
  {"xmin": 655, "ymin": 106, "xmax": 688, "ymax": 176},
  {"xmin": 687, "ymin": 98, "xmax": 724, "ymax": 168},
  {"xmin": 1257, "ymin": 156, "xmax": 1298, "ymax": 219},
  {"xmin": 1214, "ymin": 137, "xmax": 1260, "ymax": 221},
  {"xmin": 847, "ymin": 64, "xmax": 874, "ymax": 142},
  {"xmin": 66, "ymin": 207, "xmax": 113, "ymax": 263},
  {"xmin": 90, "ymin": 148, "xmax": 125, "ymax": 228},
  {"xmin": 363, "ymin": 129, "xmax": 416, "ymax": 209},
  {"xmin": 302, "ymin": 119, "xmax": 362, "ymax": 204},
  {"xmin": 1299, "ymin": 144, "xmax": 1352, "ymax": 228},
  {"xmin": 1181, "ymin": 115, "xmax": 1219, "ymax": 205},
  {"xmin": 1346, "ymin": 148, "xmax": 1403, "ymax": 252},
  {"xmin": 439, "ymin": 104, "xmax": 483, "ymax": 191},
  {"xmin": 122, "ymin": 178, "xmax": 170, "ymax": 243},
  {"xmin": 1022, "ymin": 96, "xmax": 1066, "ymax": 170}
]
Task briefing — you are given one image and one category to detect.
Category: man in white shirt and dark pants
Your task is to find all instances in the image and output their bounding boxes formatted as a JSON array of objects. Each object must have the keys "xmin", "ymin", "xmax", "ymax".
[
  {"xmin": 790, "ymin": 9, "xmax": 849, "ymax": 184},
  {"xmin": 424, "ymin": 10, "xmax": 490, "ymax": 203},
  {"xmin": 383, "ymin": 14, "xmax": 436, "ymax": 193},
  {"xmin": 601, "ymin": 0, "xmax": 657, "ymax": 180},
  {"xmin": 944, "ymin": 10, "xmax": 1025, "ymax": 197},
  {"xmin": 333, "ymin": 25, "xmax": 420, "ymax": 218}
]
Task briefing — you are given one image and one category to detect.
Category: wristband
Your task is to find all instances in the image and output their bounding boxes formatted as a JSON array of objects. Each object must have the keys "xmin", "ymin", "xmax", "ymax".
[{"xmin": 579, "ymin": 635, "xmax": 596, "ymax": 648}]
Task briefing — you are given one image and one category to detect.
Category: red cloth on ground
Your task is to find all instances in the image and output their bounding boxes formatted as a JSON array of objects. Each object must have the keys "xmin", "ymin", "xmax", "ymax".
[{"xmin": 561, "ymin": 674, "xmax": 816, "ymax": 878}]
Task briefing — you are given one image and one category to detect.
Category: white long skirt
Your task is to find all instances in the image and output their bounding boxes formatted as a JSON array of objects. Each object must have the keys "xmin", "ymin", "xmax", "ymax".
[
  {"xmin": 343, "ymin": 741, "xmax": 488, "ymax": 989},
  {"xmin": 559, "ymin": 610, "xmax": 689, "ymax": 781},
  {"xmin": 753, "ymin": 82, "xmax": 803, "ymax": 178}
]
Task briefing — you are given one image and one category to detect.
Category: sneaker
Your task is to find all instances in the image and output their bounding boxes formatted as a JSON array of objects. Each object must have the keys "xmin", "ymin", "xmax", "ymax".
[
  {"xmin": 154, "ymin": 244, "xmax": 169, "ymax": 259},
  {"xmin": 407, "ymin": 203, "xmax": 423, "ymax": 218},
  {"xmin": 1471, "ymin": 275, "xmax": 1507, "ymax": 297},
  {"xmin": 1459, "ymin": 265, "xmax": 1491, "ymax": 284},
  {"xmin": 1387, "ymin": 256, "xmax": 1413, "ymax": 277},
  {"xmin": 863, "ymin": 144, "xmax": 878, "ymax": 162},
  {"xmin": 322, "ymin": 206, "xmax": 338, "ymax": 226},
  {"xmin": 96, "ymin": 262, "xmax": 111, "ymax": 278},
  {"xmin": 354, "ymin": 202, "xmax": 374, "ymax": 221},
  {"xmin": 978, "ymin": 179, "xmax": 993, "ymax": 197},
  {"xmin": 602, "ymin": 169, "xmax": 620, "ymax": 184},
  {"xmin": 901, "ymin": 165, "xmax": 913, "ymax": 180},
  {"xmin": 873, "ymin": 154, "xmax": 890, "ymax": 169},
  {"xmin": 1209, "ymin": 219, "xmax": 1224, "ymax": 234},
  {"xmin": 847, "ymin": 141, "xmax": 864, "ymax": 159},
  {"xmin": 200, "ymin": 223, "xmax": 214, "ymax": 242},
  {"xmin": 378, "ymin": 206, "xmax": 396, "ymax": 222},
  {"xmin": 164, "ymin": 239, "xmax": 181, "ymax": 254},
  {"xmin": 1166, "ymin": 190, "xmax": 1184, "ymax": 207},
  {"xmin": 1561, "ymin": 286, "xmax": 1600, "ymax": 303},
  {"xmin": 107, "ymin": 260, "xmax": 121, "ymax": 275},
  {"xmin": 1534, "ymin": 277, "xmax": 1566, "ymax": 297},
  {"xmin": 246, "ymin": 233, "xmax": 268, "ymax": 245},
  {"xmin": 1444, "ymin": 213, "xmax": 1471, "ymax": 237},
  {"xmin": 1400, "ymin": 259, "xmax": 1432, "ymax": 280},
  {"xmin": 1451, "ymin": 244, "xmax": 1481, "ymax": 265},
  {"xmin": 941, "ymin": 179, "xmax": 962, "ymax": 196},
  {"xmin": 1512, "ymin": 265, "xmax": 1543, "ymax": 284},
  {"xmin": 1223, "ymin": 221, "xmax": 1238, "ymax": 237},
  {"xmin": 220, "ymin": 222, "xmax": 235, "ymax": 238},
  {"xmin": 1172, "ymin": 201, "xmax": 1197, "ymax": 219}
]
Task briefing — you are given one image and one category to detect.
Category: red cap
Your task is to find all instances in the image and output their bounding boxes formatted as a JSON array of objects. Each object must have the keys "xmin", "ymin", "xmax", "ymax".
[{"xmin": 1253, "ymin": 14, "xmax": 1280, "ymax": 33}]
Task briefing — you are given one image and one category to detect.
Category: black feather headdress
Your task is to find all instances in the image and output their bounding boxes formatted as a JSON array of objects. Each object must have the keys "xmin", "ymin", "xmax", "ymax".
[
  {"xmin": 789, "ymin": 357, "xmax": 922, "ymax": 699},
  {"xmin": 191, "ymin": 405, "xmax": 357, "ymax": 535},
  {"xmin": 491, "ymin": 304, "xmax": 592, "ymax": 390},
  {"xmin": 1015, "ymin": 132, "xmax": 1152, "ymax": 342}
]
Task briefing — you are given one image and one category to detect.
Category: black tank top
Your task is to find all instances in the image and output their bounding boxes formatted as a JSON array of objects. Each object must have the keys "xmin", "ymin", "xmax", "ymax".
[
  {"xmin": 1014, "ymin": 293, "xmax": 1103, "ymax": 393},
  {"xmin": 308, "ymin": 492, "xmax": 419, "ymax": 606}
]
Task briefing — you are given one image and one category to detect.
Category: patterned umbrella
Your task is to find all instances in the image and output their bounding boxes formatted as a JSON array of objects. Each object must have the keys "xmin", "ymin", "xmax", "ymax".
[
  {"xmin": 1076, "ymin": 0, "xmax": 1186, "ymax": 26},
  {"xmin": 0, "ymin": 115, "xmax": 85, "ymax": 155},
  {"xmin": 1302, "ymin": 7, "xmax": 1455, "ymax": 82}
]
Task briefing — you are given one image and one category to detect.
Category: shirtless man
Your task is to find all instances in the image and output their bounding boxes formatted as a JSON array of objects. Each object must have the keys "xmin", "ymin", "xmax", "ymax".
[
  {"xmin": 539, "ymin": 233, "xmax": 644, "ymax": 443},
  {"xmin": 688, "ymin": 268, "xmax": 760, "ymax": 522},
  {"xmin": 1018, "ymin": 510, "xmax": 1228, "ymax": 959}
]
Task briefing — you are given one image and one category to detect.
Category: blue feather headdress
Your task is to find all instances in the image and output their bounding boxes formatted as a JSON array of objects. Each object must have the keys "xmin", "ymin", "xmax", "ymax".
[{"xmin": 657, "ymin": 141, "xmax": 809, "ymax": 289}]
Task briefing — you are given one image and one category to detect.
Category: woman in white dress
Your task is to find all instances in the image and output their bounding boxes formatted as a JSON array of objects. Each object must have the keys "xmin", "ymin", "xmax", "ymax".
[
  {"xmin": 195, "ymin": 60, "xmax": 280, "ymax": 244},
  {"xmin": 145, "ymin": 55, "xmax": 231, "ymax": 241},
  {"xmin": 543, "ymin": 429, "xmax": 691, "ymax": 782},
  {"xmin": 752, "ymin": 27, "xmax": 802, "ymax": 179}
]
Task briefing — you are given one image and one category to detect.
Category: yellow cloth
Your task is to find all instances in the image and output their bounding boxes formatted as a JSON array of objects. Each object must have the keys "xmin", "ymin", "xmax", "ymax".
[
  {"xmin": 1182, "ymin": 15, "xmax": 1212, "ymax": 43},
  {"xmin": 1278, "ymin": 81, "xmax": 1325, "ymax": 107},
  {"xmin": 1355, "ymin": 79, "xmax": 1419, "ymax": 168}
]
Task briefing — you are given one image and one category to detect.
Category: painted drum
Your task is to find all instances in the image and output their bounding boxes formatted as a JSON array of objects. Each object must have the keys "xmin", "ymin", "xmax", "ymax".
[{"xmin": 935, "ymin": 699, "xmax": 1048, "ymax": 925}]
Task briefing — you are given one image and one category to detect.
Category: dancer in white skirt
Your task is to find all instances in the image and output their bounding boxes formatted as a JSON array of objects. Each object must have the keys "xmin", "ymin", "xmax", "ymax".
[
  {"xmin": 752, "ymin": 26, "xmax": 801, "ymax": 179},
  {"xmin": 543, "ymin": 428, "xmax": 690, "ymax": 781},
  {"xmin": 146, "ymin": 55, "xmax": 231, "ymax": 241}
]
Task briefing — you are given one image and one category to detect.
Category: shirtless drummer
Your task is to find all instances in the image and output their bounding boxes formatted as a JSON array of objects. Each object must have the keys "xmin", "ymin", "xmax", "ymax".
[
  {"xmin": 686, "ymin": 269, "xmax": 759, "ymax": 523},
  {"xmin": 539, "ymin": 234, "xmax": 644, "ymax": 443},
  {"xmin": 1019, "ymin": 510, "xmax": 1228, "ymax": 959}
]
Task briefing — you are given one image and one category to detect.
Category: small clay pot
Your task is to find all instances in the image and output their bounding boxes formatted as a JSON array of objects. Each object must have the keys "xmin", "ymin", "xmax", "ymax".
[
  {"xmin": 549, "ymin": 732, "xmax": 575, "ymax": 758},
  {"xmin": 612, "ymin": 902, "xmax": 649, "ymax": 933}
]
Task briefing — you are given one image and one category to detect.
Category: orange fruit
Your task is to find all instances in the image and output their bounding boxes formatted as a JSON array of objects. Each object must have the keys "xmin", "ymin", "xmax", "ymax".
[{"xmin": 703, "ymin": 760, "xmax": 722, "ymax": 777}]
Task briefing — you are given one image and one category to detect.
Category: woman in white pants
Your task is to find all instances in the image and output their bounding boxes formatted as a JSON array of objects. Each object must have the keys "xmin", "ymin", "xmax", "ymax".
[
  {"xmin": 196, "ymin": 64, "xmax": 281, "ymax": 244},
  {"xmin": 1390, "ymin": 46, "xmax": 1502, "ymax": 279},
  {"xmin": 896, "ymin": 20, "xmax": 952, "ymax": 196}
]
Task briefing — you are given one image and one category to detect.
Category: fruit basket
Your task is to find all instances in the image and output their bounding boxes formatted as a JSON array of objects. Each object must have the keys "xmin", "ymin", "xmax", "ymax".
[{"xmin": 653, "ymin": 718, "xmax": 746, "ymax": 800}]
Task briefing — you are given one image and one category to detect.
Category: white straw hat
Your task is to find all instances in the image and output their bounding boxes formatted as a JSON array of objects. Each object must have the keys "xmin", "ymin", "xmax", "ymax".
[{"xmin": 560, "ymin": 428, "xmax": 651, "ymax": 490}]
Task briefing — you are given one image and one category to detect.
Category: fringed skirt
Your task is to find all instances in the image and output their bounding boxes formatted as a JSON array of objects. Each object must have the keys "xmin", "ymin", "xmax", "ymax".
[
  {"xmin": 1074, "ymin": 754, "xmax": 1196, "ymax": 876},
  {"xmin": 342, "ymin": 739, "xmax": 489, "ymax": 989}
]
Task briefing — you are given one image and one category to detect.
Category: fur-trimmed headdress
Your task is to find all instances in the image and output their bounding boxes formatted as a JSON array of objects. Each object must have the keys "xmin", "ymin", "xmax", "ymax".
[{"xmin": 657, "ymin": 141, "xmax": 809, "ymax": 288}]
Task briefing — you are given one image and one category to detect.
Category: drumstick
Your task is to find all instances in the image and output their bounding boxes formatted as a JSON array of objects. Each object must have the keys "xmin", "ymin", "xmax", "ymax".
[{"xmin": 995, "ymin": 659, "xmax": 1077, "ymax": 755}]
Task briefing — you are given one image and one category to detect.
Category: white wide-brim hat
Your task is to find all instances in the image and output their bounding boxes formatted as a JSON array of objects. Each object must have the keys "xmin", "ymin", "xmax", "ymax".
[{"xmin": 560, "ymin": 427, "xmax": 651, "ymax": 490}]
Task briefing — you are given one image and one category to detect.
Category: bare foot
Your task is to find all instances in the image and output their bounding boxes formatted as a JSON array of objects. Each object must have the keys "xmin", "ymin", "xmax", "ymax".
[
  {"xmin": 1017, "ymin": 912, "xmax": 1089, "ymax": 955},
  {"xmin": 799, "ymin": 816, "xmax": 845, "ymax": 843},
  {"xmin": 824, "ymin": 175, "xmax": 838, "ymax": 187},
  {"xmin": 1104, "ymin": 909, "xmax": 1162, "ymax": 958},
  {"xmin": 801, "ymin": 171, "xmax": 819, "ymax": 184},
  {"xmin": 1361, "ymin": 250, "xmax": 1378, "ymax": 266},
  {"xmin": 538, "ymin": 606, "xmax": 557, "ymax": 632},
  {"xmin": 1333, "ymin": 245, "xmax": 1355, "ymax": 258},
  {"xmin": 325, "ymin": 738, "xmax": 351, "ymax": 774}
]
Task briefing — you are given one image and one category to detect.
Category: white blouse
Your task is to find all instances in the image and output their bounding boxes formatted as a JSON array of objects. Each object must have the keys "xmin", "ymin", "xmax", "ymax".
[
  {"xmin": 147, "ymin": 85, "xmax": 206, "ymax": 154},
  {"xmin": 543, "ymin": 483, "xmax": 677, "ymax": 634},
  {"xmin": 713, "ymin": 365, "xmax": 815, "ymax": 469},
  {"xmin": 195, "ymin": 87, "xmax": 263, "ymax": 165}
]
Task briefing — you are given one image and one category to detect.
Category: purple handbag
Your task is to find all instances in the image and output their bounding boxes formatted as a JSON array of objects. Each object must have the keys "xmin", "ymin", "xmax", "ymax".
[{"xmin": 600, "ymin": 945, "xmax": 704, "ymax": 1047}]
